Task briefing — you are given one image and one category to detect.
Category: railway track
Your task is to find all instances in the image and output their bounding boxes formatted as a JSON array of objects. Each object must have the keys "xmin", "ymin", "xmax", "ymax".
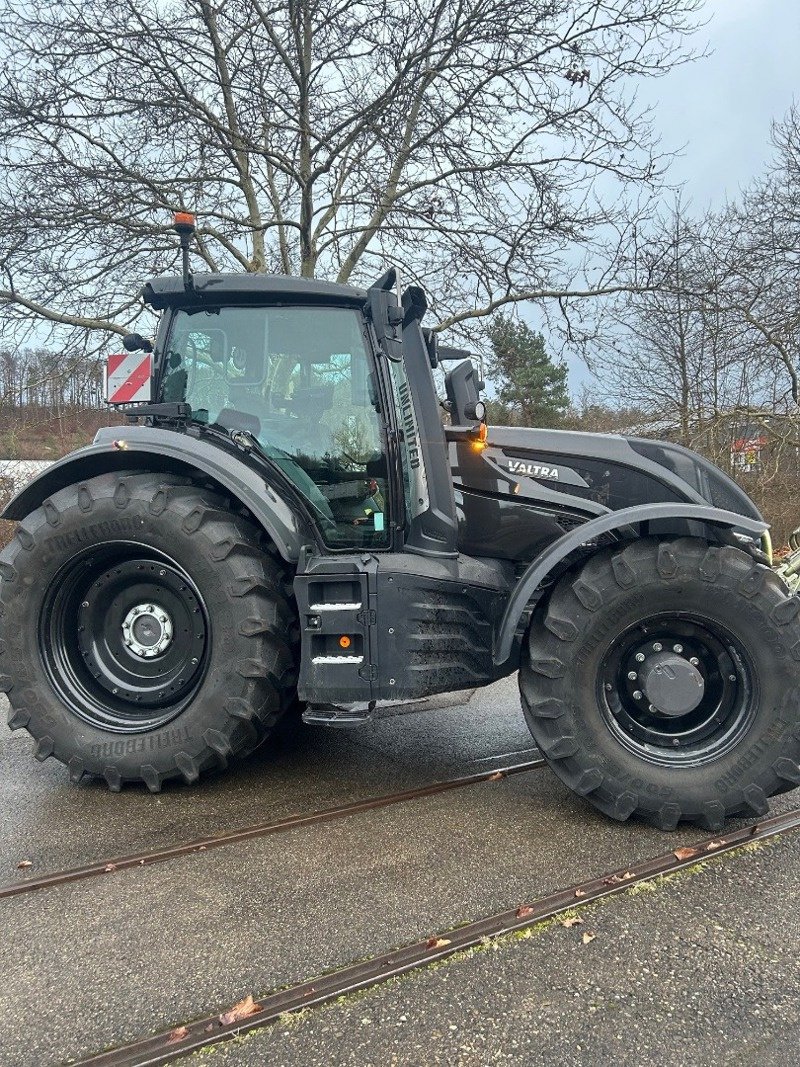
[
  {"xmin": 72, "ymin": 803, "xmax": 800, "ymax": 1067},
  {"xmin": 0, "ymin": 755, "xmax": 546, "ymax": 900}
]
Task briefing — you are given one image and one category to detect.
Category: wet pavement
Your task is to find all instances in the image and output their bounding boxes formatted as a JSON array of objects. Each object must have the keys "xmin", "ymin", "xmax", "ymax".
[
  {"xmin": 0, "ymin": 683, "xmax": 535, "ymax": 879},
  {"xmin": 200, "ymin": 833, "xmax": 800, "ymax": 1067},
  {"xmin": 1, "ymin": 676, "xmax": 799, "ymax": 1066}
]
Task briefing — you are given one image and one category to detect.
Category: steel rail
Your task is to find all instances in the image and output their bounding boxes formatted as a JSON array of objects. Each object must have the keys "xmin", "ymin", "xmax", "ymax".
[
  {"xmin": 74, "ymin": 803, "xmax": 800, "ymax": 1067},
  {"xmin": 0, "ymin": 757, "xmax": 545, "ymax": 901}
]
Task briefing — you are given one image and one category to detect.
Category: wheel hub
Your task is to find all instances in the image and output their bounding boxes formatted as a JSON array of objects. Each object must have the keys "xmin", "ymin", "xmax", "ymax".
[
  {"xmin": 122, "ymin": 603, "xmax": 174, "ymax": 658},
  {"xmin": 40, "ymin": 550, "xmax": 209, "ymax": 731},
  {"xmin": 639, "ymin": 650, "xmax": 705, "ymax": 717},
  {"xmin": 598, "ymin": 613, "xmax": 755, "ymax": 767}
]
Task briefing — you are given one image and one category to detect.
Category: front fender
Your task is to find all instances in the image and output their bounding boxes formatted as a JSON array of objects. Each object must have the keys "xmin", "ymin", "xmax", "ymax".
[
  {"xmin": 493, "ymin": 503, "xmax": 769, "ymax": 667},
  {"xmin": 1, "ymin": 426, "xmax": 309, "ymax": 563}
]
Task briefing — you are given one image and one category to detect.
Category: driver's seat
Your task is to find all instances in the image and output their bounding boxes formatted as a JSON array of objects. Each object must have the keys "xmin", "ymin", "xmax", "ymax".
[{"xmin": 283, "ymin": 384, "xmax": 336, "ymax": 458}]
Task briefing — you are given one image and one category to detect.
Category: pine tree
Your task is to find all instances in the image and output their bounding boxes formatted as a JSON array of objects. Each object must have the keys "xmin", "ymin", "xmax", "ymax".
[{"xmin": 486, "ymin": 315, "xmax": 569, "ymax": 427}]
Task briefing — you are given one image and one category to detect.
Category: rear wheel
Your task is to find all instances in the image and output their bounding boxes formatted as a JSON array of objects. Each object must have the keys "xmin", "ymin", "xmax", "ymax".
[
  {"xmin": 0, "ymin": 473, "xmax": 299, "ymax": 791},
  {"xmin": 519, "ymin": 537, "xmax": 800, "ymax": 829}
]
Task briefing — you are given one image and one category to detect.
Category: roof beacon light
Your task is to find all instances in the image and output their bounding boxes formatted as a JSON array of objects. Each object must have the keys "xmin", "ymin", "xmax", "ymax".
[
  {"xmin": 172, "ymin": 210, "xmax": 196, "ymax": 291},
  {"xmin": 172, "ymin": 210, "xmax": 196, "ymax": 233}
]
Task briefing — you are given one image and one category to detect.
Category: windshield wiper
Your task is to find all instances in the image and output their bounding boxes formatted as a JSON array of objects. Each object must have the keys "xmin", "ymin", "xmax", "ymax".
[{"xmin": 123, "ymin": 402, "xmax": 192, "ymax": 423}]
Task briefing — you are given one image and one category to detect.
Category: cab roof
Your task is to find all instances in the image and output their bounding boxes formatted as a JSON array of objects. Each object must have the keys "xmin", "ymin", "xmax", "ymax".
[{"xmin": 141, "ymin": 273, "xmax": 368, "ymax": 310}]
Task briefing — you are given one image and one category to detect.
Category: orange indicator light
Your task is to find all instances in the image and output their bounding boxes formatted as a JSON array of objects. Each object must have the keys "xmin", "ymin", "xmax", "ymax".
[
  {"xmin": 468, "ymin": 422, "xmax": 489, "ymax": 451},
  {"xmin": 339, "ymin": 635, "xmax": 352, "ymax": 649}
]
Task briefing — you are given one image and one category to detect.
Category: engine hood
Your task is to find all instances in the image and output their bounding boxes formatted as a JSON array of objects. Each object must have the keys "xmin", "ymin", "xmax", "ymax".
[{"xmin": 449, "ymin": 426, "xmax": 762, "ymax": 522}]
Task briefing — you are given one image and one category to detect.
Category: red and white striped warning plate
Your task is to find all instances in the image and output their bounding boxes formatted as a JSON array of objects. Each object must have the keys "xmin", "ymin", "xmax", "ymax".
[{"xmin": 106, "ymin": 351, "xmax": 153, "ymax": 404}]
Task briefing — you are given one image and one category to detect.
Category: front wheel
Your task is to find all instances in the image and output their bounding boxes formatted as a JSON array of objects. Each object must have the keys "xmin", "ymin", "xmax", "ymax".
[
  {"xmin": 520, "ymin": 537, "xmax": 800, "ymax": 829},
  {"xmin": 0, "ymin": 473, "xmax": 299, "ymax": 791}
]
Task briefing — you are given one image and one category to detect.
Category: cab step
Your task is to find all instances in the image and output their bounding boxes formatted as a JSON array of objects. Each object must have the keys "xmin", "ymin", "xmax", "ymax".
[{"xmin": 301, "ymin": 702, "xmax": 375, "ymax": 728}]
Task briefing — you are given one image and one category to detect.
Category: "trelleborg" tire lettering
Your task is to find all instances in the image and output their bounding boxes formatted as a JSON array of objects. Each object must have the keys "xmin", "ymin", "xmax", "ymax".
[{"xmin": 90, "ymin": 724, "xmax": 192, "ymax": 758}]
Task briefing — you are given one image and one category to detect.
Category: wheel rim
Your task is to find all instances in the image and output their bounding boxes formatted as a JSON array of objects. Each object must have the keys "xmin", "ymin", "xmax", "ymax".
[
  {"xmin": 39, "ymin": 543, "xmax": 210, "ymax": 732},
  {"xmin": 598, "ymin": 612, "xmax": 757, "ymax": 767}
]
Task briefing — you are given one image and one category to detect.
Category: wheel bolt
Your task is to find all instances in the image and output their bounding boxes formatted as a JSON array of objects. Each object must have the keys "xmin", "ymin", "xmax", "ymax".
[
  {"xmin": 635, "ymin": 653, "xmax": 645, "ymax": 663},
  {"xmin": 728, "ymin": 674, "xmax": 736, "ymax": 682},
  {"xmin": 633, "ymin": 690, "xmax": 643, "ymax": 700},
  {"xmin": 605, "ymin": 683, "xmax": 613, "ymax": 691},
  {"xmin": 627, "ymin": 671, "xmax": 637, "ymax": 680},
  {"xmin": 690, "ymin": 657, "xmax": 699, "ymax": 666},
  {"xmin": 673, "ymin": 644, "xmax": 683, "ymax": 654},
  {"xmin": 81, "ymin": 601, "xmax": 89, "ymax": 608},
  {"xmin": 652, "ymin": 642, "xmax": 663, "ymax": 652},
  {"xmin": 648, "ymin": 703, "xmax": 657, "ymax": 712},
  {"xmin": 673, "ymin": 739, "xmax": 680, "ymax": 746}
]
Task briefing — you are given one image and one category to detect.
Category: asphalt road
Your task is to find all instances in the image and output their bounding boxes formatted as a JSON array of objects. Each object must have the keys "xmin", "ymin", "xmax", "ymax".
[
  {"xmin": 2, "ymin": 676, "xmax": 799, "ymax": 1066},
  {"xmin": 198, "ymin": 834, "xmax": 800, "ymax": 1067}
]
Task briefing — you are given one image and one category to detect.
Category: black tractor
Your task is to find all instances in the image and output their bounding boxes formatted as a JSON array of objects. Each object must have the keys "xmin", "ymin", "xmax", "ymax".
[{"xmin": 2, "ymin": 214, "xmax": 799, "ymax": 829}]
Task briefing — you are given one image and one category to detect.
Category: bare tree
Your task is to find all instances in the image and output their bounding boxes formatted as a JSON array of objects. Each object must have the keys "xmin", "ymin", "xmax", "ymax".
[
  {"xmin": 0, "ymin": 0, "xmax": 703, "ymax": 356},
  {"xmin": 679, "ymin": 106, "xmax": 800, "ymax": 409},
  {"xmin": 593, "ymin": 203, "xmax": 755, "ymax": 442}
]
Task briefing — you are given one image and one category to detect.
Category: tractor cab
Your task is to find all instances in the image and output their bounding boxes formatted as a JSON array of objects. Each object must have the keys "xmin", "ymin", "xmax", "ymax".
[{"xmin": 137, "ymin": 261, "xmax": 487, "ymax": 565}]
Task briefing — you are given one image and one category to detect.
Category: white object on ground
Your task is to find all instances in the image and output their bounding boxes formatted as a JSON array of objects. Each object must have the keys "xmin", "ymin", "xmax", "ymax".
[{"xmin": 0, "ymin": 459, "xmax": 54, "ymax": 492}]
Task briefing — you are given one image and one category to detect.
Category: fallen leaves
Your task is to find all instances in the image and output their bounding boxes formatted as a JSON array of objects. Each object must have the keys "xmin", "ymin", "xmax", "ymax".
[
  {"xmin": 705, "ymin": 839, "xmax": 727, "ymax": 852},
  {"xmin": 219, "ymin": 994, "xmax": 262, "ymax": 1027},
  {"xmin": 515, "ymin": 905, "xmax": 535, "ymax": 919},
  {"xmin": 560, "ymin": 916, "xmax": 583, "ymax": 929},
  {"xmin": 16, "ymin": 859, "xmax": 32, "ymax": 869},
  {"xmin": 673, "ymin": 847, "xmax": 699, "ymax": 862},
  {"xmin": 425, "ymin": 937, "xmax": 452, "ymax": 950},
  {"xmin": 581, "ymin": 932, "xmax": 596, "ymax": 945},
  {"xmin": 166, "ymin": 1026, "xmax": 189, "ymax": 1045},
  {"xmin": 487, "ymin": 771, "xmax": 505, "ymax": 781},
  {"xmin": 104, "ymin": 863, "xmax": 117, "ymax": 873},
  {"xmin": 602, "ymin": 871, "xmax": 636, "ymax": 886},
  {"xmin": 574, "ymin": 888, "xmax": 586, "ymax": 898}
]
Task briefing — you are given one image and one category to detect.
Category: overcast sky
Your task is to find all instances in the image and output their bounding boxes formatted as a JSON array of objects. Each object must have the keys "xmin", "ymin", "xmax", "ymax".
[
  {"xmin": 646, "ymin": 0, "xmax": 799, "ymax": 209},
  {"xmin": 564, "ymin": 0, "xmax": 799, "ymax": 394}
]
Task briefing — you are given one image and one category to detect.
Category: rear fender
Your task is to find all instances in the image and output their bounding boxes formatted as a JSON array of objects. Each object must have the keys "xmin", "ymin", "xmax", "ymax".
[
  {"xmin": 493, "ymin": 502, "xmax": 769, "ymax": 666},
  {"xmin": 1, "ymin": 426, "xmax": 308, "ymax": 563}
]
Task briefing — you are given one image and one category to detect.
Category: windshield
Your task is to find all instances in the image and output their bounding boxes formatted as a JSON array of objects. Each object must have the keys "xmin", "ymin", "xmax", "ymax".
[{"xmin": 160, "ymin": 304, "xmax": 390, "ymax": 549}]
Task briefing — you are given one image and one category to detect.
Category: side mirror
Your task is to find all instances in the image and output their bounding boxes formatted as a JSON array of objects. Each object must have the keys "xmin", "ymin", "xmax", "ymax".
[
  {"xmin": 122, "ymin": 333, "xmax": 153, "ymax": 353},
  {"xmin": 444, "ymin": 359, "xmax": 485, "ymax": 426}
]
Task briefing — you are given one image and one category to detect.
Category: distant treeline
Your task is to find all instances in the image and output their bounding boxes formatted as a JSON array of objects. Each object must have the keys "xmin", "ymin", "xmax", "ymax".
[{"xmin": 0, "ymin": 348, "xmax": 104, "ymax": 412}]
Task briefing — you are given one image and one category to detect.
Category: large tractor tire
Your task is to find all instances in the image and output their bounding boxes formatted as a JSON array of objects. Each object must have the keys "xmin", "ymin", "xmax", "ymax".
[
  {"xmin": 520, "ymin": 537, "xmax": 800, "ymax": 830},
  {"xmin": 0, "ymin": 473, "xmax": 299, "ymax": 791}
]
